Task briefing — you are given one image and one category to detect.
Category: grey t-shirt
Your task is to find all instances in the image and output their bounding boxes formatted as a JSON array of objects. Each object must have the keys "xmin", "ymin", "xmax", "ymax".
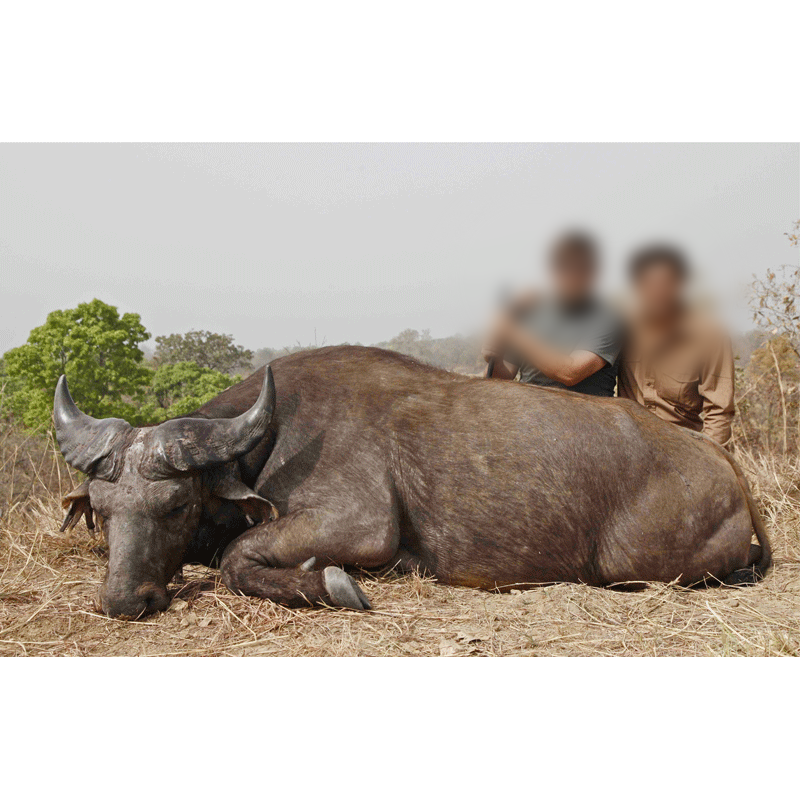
[{"xmin": 508, "ymin": 297, "xmax": 623, "ymax": 397}]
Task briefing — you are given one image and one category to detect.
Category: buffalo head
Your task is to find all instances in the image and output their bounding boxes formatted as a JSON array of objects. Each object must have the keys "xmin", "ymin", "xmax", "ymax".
[{"xmin": 53, "ymin": 369, "xmax": 276, "ymax": 619}]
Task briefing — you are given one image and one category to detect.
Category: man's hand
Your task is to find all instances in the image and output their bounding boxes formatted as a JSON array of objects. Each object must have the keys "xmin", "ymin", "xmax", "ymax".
[
  {"xmin": 481, "ymin": 345, "xmax": 499, "ymax": 364},
  {"xmin": 481, "ymin": 290, "xmax": 539, "ymax": 365}
]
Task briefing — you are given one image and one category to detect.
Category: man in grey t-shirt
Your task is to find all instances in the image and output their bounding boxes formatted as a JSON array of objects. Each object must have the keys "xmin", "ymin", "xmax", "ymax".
[{"xmin": 482, "ymin": 232, "xmax": 622, "ymax": 397}]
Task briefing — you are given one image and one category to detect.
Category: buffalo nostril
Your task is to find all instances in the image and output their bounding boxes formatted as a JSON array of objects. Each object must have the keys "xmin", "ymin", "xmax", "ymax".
[
  {"xmin": 136, "ymin": 583, "xmax": 170, "ymax": 613},
  {"xmin": 101, "ymin": 595, "xmax": 148, "ymax": 620}
]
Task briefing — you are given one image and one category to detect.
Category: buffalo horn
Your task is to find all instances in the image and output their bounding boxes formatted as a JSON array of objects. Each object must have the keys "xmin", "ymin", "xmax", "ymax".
[
  {"xmin": 147, "ymin": 366, "xmax": 276, "ymax": 473},
  {"xmin": 53, "ymin": 375, "xmax": 133, "ymax": 479}
]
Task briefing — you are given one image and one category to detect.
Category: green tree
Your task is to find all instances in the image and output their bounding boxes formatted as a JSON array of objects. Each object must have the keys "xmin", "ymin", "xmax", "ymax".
[
  {"xmin": 3, "ymin": 299, "xmax": 151, "ymax": 429},
  {"xmin": 154, "ymin": 330, "xmax": 253, "ymax": 374},
  {"xmin": 142, "ymin": 361, "xmax": 238, "ymax": 421}
]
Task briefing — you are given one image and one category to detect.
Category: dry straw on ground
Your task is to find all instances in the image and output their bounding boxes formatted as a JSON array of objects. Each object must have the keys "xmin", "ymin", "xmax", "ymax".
[{"xmin": 1, "ymin": 427, "xmax": 799, "ymax": 657}]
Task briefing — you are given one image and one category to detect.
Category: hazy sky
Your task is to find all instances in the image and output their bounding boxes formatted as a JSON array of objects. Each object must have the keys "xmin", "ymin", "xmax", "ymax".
[{"xmin": 1, "ymin": 143, "xmax": 797, "ymax": 355}]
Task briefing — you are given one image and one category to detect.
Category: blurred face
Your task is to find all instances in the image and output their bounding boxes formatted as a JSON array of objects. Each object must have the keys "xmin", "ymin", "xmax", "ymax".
[
  {"xmin": 634, "ymin": 261, "xmax": 684, "ymax": 320},
  {"xmin": 551, "ymin": 248, "xmax": 596, "ymax": 303}
]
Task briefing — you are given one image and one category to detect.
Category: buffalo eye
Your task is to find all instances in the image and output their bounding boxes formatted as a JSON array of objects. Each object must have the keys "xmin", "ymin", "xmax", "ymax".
[{"xmin": 165, "ymin": 502, "xmax": 190, "ymax": 519}]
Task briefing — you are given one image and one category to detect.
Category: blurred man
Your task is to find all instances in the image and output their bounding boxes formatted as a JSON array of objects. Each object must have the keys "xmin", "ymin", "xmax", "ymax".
[
  {"xmin": 617, "ymin": 245, "xmax": 735, "ymax": 447},
  {"xmin": 482, "ymin": 232, "xmax": 622, "ymax": 396}
]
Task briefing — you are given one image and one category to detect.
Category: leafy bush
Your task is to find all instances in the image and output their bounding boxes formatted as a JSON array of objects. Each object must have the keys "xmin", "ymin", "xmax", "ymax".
[{"xmin": 737, "ymin": 220, "xmax": 800, "ymax": 454}]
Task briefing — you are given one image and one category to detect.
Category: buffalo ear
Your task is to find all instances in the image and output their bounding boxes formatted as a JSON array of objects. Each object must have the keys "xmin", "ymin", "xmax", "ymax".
[
  {"xmin": 204, "ymin": 464, "xmax": 278, "ymax": 524},
  {"xmin": 60, "ymin": 480, "xmax": 95, "ymax": 534}
]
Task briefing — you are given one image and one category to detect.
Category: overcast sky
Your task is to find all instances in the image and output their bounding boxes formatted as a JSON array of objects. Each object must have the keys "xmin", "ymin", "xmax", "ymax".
[{"xmin": 1, "ymin": 143, "xmax": 797, "ymax": 355}]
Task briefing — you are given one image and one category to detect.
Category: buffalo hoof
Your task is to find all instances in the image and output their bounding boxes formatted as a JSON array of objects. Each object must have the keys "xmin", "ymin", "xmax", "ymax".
[{"xmin": 322, "ymin": 566, "xmax": 372, "ymax": 611}]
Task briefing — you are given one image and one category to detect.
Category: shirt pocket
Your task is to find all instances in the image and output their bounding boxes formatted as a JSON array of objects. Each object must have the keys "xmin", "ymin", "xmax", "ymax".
[{"xmin": 654, "ymin": 370, "xmax": 701, "ymax": 412}]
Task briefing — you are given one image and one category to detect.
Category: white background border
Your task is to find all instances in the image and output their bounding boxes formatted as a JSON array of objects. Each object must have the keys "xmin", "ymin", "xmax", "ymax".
[{"xmin": 2, "ymin": 1, "xmax": 798, "ymax": 795}]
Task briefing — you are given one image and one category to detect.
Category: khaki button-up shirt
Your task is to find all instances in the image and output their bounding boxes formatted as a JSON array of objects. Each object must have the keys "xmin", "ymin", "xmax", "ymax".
[{"xmin": 617, "ymin": 311, "xmax": 735, "ymax": 447}]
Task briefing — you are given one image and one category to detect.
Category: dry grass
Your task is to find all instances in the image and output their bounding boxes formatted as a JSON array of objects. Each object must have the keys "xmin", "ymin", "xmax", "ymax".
[{"xmin": 1, "ymin": 428, "xmax": 799, "ymax": 656}]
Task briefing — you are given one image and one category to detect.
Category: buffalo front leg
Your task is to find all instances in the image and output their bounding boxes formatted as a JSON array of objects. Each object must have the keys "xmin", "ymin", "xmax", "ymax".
[
  {"xmin": 220, "ymin": 506, "xmax": 398, "ymax": 609},
  {"xmin": 220, "ymin": 519, "xmax": 373, "ymax": 610}
]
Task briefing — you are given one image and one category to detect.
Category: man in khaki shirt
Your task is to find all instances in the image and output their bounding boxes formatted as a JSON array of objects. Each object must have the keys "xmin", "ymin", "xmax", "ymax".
[{"xmin": 617, "ymin": 245, "xmax": 735, "ymax": 447}]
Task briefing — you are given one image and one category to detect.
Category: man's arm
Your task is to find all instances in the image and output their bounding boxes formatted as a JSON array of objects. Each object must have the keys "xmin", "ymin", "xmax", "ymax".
[
  {"xmin": 493, "ymin": 313, "xmax": 610, "ymax": 387},
  {"xmin": 699, "ymin": 331, "xmax": 735, "ymax": 447}
]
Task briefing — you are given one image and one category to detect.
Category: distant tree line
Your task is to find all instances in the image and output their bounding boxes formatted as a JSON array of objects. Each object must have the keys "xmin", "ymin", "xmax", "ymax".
[
  {"xmin": 252, "ymin": 329, "xmax": 484, "ymax": 374},
  {"xmin": 372, "ymin": 329, "xmax": 483, "ymax": 373}
]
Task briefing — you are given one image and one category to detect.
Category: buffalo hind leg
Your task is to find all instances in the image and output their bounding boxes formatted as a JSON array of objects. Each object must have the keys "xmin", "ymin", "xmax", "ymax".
[
  {"xmin": 719, "ymin": 544, "xmax": 766, "ymax": 587},
  {"xmin": 382, "ymin": 547, "xmax": 427, "ymax": 575}
]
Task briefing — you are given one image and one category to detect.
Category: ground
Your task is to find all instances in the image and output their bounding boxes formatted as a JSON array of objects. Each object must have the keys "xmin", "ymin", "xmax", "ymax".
[{"xmin": 1, "ymin": 442, "xmax": 799, "ymax": 656}]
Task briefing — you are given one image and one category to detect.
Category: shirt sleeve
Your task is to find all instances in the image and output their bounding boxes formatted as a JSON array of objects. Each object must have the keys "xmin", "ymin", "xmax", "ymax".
[
  {"xmin": 699, "ymin": 330, "xmax": 735, "ymax": 447},
  {"xmin": 578, "ymin": 311, "xmax": 623, "ymax": 367}
]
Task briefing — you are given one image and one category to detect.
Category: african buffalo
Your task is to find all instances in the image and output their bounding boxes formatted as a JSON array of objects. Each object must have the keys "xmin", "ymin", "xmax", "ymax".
[{"xmin": 54, "ymin": 345, "xmax": 771, "ymax": 619}]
